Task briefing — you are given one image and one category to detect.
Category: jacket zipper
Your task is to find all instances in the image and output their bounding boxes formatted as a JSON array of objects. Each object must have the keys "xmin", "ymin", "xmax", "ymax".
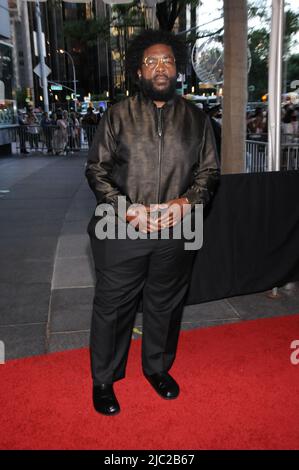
[{"xmin": 157, "ymin": 107, "xmax": 163, "ymax": 203}]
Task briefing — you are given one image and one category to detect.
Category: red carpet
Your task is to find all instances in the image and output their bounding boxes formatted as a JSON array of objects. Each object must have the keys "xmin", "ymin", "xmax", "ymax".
[{"xmin": 1, "ymin": 314, "xmax": 299, "ymax": 450}]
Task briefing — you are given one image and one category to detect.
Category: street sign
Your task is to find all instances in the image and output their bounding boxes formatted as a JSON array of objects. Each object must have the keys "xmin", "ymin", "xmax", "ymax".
[
  {"xmin": 33, "ymin": 31, "xmax": 46, "ymax": 58},
  {"xmin": 51, "ymin": 85, "xmax": 63, "ymax": 91},
  {"xmin": 34, "ymin": 63, "xmax": 51, "ymax": 78}
]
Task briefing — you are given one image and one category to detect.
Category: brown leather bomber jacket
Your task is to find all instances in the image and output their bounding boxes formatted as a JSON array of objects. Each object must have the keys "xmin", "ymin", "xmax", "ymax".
[{"xmin": 85, "ymin": 92, "xmax": 220, "ymax": 215}]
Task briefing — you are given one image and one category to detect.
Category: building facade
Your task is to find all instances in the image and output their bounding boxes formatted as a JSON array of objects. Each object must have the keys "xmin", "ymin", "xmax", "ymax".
[
  {"xmin": 5, "ymin": 0, "xmax": 194, "ymax": 114},
  {"xmin": 0, "ymin": 0, "xmax": 17, "ymax": 155},
  {"xmin": 10, "ymin": 0, "xmax": 111, "ymax": 109}
]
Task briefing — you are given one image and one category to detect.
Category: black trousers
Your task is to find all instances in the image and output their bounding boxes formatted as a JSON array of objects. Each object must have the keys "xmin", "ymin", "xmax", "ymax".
[{"xmin": 88, "ymin": 217, "xmax": 197, "ymax": 385}]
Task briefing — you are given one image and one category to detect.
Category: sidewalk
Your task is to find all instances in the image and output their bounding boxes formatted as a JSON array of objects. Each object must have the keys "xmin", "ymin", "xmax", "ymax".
[{"xmin": 0, "ymin": 152, "xmax": 298, "ymax": 360}]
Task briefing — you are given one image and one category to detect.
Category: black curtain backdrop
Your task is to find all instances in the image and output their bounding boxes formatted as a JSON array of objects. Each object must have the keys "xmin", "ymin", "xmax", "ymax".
[{"xmin": 185, "ymin": 171, "xmax": 299, "ymax": 305}]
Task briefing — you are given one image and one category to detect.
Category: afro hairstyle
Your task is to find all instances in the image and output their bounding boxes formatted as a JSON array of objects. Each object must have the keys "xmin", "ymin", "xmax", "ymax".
[{"xmin": 126, "ymin": 29, "xmax": 187, "ymax": 84}]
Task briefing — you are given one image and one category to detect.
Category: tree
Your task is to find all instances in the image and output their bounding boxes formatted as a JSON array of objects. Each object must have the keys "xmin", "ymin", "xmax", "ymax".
[
  {"xmin": 156, "ymin": 0, "xmax": 201, "ymax": 31},
  {"xmin": 248, "ymin": 29, "xmax": 269, "ymax": 100},
  {"xmin": 287, "ymin": 53, "xmax": 299, "ymax": 89},
  {"xmin": 110, "ymin": 2, "xmax": 145, "ymax": 93},
  {"xmin": 62, "ymin": 17, "xmax": 111, "ymax": 96},
  {"xmin": 247, "ymin": 4, "xmax": 299, "ymax": 100},
  {"xmin": 63, "ymin": 18, "xmax": 111, "ymax": 47},
  {"xmin": 221, "ymin": 0, "xmax": 248, "ymax": 174}
]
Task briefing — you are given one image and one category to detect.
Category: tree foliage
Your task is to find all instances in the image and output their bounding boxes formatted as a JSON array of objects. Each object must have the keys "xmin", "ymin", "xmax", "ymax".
[
  {"xmin": 248, "ymin": 4, "xmax": 299, "ymax": 100},
  {"xmin": 156, "ymin": 0, "xmax": 201, "ymax": 31},
  {"xmin": 63, "ymin": 18, "xmax": 110, "ymax": 48},
  {"xmin": 287, "ymin": 53, "xmax": 299, "ymax": 88}
]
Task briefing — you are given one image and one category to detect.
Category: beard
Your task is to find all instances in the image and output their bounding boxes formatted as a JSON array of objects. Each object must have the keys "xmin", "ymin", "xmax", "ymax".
[{"xmin": 139, "ymin": 75, "xmax": 177, "ymax": 102}]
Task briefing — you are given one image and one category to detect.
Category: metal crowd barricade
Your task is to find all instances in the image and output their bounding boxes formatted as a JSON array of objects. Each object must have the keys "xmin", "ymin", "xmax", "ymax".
[
  {"xmin": 9, "ymin": 125, "xmax": 299, "ymax": 171},
  {"xmin": 281, "ymin": 142, "xmax": 299, "ymax": 170},
  {"xmin": 281, "ymin": 134, "xmax": 299, "ymax": 171},
  {"xmin": 245, "ymin": 135, "xmax": 268, "ymax": 172},
  {"xmin": 246, "ymin": 133, "xmax": 299, "ymax": 172},
  {"xmin": 0, "ymin": 125, "xmax": 18, "ymax": 150},
  {"xmin": 13, "ymin": 124, "xmax": 98, "ymax": 154}
]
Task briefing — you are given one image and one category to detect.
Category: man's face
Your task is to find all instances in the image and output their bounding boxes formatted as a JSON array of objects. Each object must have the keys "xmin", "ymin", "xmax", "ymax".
[{"xmin": 137, "ymin": 43, "xmax": 177, "ymax": 102}]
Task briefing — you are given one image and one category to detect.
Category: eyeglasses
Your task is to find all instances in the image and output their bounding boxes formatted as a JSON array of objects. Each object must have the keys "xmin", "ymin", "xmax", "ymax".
[{"xmin": 142, "ymin": 56, "xmax": 176, "ymax": 69}]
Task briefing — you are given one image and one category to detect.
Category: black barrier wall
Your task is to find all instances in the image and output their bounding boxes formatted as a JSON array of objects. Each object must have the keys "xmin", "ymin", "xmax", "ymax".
[{"xmin": 185, "ymin": 171, "xmax": 299, "ymax": 305}]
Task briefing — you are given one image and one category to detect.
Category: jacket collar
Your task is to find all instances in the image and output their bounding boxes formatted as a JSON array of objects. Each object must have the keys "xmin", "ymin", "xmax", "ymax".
[{"xmin": 136, "ymin": 91, "xmax": 179, "ymax": 109}]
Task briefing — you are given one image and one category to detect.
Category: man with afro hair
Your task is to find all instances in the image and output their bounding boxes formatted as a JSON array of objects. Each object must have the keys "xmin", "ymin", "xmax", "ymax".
[{"xmin": 85, "ymin": 29, "xmax": 220, "ymax": 416}]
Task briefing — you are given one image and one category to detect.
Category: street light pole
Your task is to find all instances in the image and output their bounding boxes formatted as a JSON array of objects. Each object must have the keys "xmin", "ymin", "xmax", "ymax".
[
  {"xmin": 268, "ymin": 0, "xmax": 285, "ymax": 172},
  {"xmin": 59, "ymin": 49, "xmax": 77, "ymax": 112},
  {"xmin": 35, "ymin": 0, "xmax": 49, "ymax": 113}
]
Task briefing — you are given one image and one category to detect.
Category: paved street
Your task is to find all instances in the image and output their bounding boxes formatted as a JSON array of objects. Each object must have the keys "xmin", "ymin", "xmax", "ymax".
[{"xmin": 0, "ymin": 152, "xmax": 299, "ymax": 360}]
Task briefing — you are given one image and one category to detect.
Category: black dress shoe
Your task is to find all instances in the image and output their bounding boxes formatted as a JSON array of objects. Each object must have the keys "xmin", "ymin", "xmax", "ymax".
[
  {"xmin": 92, "ymin": 384, "xmax": 120, "ymax": 416},
  {"xmin": 144, "ymin": 372, "xmax": 180, "ymax": 400}
]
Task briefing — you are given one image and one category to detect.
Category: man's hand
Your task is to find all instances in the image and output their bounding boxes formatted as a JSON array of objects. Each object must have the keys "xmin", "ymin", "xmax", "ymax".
[
  {"xmin": 126, "ymin": 204, "xmax": 167, "ymax": 233},
  {"xmin": 126, "ymin": 199, "xmax": 191, "ymax": 233},
  {"xmin": 155, "ymin": 198, "xmax": 191, "ymax": 230}
]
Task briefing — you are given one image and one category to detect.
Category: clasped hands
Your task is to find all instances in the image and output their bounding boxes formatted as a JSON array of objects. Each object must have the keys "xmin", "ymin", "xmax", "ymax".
[{"xmin": 125, "ymin": 198, "xmax": 191, "ymax": 234}]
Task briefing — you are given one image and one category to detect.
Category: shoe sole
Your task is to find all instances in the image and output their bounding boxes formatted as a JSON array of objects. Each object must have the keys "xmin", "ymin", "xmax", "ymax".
[
  {"xmin": 93, "ymin": 407, "xmax": 121, "ymax": 416},
  {"xmin": 159, "ymin": 393, "xmax": 180, "ymax": 400}
]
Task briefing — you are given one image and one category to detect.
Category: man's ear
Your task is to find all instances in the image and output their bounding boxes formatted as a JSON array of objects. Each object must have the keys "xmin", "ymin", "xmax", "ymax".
[{"xmin": 137, "ymin": 69, "xmax": 142, "ymax": 79}]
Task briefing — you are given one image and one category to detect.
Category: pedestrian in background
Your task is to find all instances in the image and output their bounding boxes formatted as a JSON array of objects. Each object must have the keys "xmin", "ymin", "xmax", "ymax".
[
  {"xmin": 40, "ymin": 112, "xmax": 53, "ymax": 154},
  {"xmin": 18, "ymin": 111, "xmax": 29, "ymax": 155},
  {"xmin": 52, "ymin": 111, "xmax": 68, "ymax": 155},
  {"xmin": 82, "ymin": 107, "xmax": 98, "ymax": 148},
  {"xmin": 27, "ymin": 110, "xmax": 39, "ymax": 151}
]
